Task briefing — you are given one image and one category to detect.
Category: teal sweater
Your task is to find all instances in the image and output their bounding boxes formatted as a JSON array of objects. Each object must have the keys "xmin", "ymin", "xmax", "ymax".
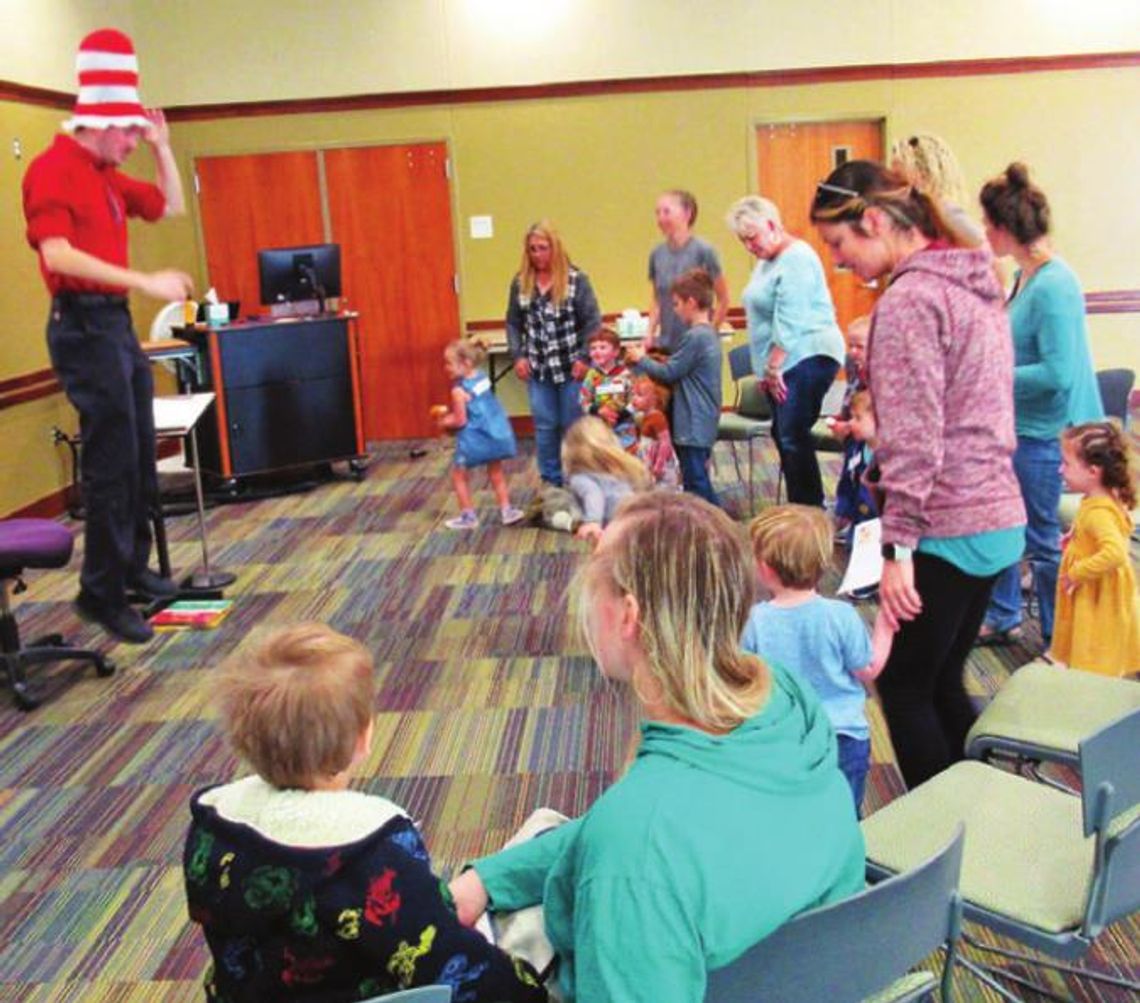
[
  {"xmin": 1010, "ymin": 257, "xmax": 1102, "ymax": 438},
  {"xmin": 473, "ymin": 664, "xmax": 865, "ymax": 1002}
]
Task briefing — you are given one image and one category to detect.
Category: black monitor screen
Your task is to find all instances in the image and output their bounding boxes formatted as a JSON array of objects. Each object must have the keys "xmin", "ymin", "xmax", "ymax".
[{"xmin": 257, "ymin": 243, "xmax": 342, "ymax": 307}]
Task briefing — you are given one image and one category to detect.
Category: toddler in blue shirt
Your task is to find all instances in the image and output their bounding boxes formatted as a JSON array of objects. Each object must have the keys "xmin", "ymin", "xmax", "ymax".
[{"xmin": 742, "ymin": 504, "xmax": 891, "ymax": 816}]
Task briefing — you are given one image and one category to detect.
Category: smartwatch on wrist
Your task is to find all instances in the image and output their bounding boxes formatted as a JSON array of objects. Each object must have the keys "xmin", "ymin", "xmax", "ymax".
[{"xmin": 880, "ymin": 542, "xmax": 913, "ymax": 562}]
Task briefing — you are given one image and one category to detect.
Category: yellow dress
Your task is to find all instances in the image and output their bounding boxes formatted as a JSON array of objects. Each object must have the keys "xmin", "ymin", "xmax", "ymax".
[{"xmin": 1051, "ymin": 495, "xmax": 1140, "ymax": 677}]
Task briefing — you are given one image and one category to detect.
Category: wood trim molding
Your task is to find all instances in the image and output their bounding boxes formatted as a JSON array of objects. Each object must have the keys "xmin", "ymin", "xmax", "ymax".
[
  {"xmin": 0, "ymin": 369, "xmax": 61, "ymax": 412},
  {"xmin": 158, "ymin": 51, "xmax": 1140, "ymax": 123},
  {"xmin": 7, "ymin": 486, "xmax": 71, "ymax": 520},
  {"xmin": 3, "ymin": 51, "xmax": 1136, "ymax": 123},
  {"xmin": 0, "ymin": 80, "xmax": 71, "ymax": 109},
  {"xmin": 1086, "ymin": 290, "xmax": 1140, "ymax": 314}
]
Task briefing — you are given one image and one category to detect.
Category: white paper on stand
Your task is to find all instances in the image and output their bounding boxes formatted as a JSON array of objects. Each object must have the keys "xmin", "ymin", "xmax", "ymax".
[
  {"xmin": 837, "ymin": 517, "xmax": 883, "ymax": 595},
  {"xmin": 153, "ymin": 393, "xmax": 215, "ymax": 435}
]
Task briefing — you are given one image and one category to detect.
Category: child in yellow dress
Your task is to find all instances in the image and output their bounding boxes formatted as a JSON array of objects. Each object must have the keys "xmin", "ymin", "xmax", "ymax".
[{"xmin": 1050, "ymin": 421, "xmax": 1140, "ymax": 676}]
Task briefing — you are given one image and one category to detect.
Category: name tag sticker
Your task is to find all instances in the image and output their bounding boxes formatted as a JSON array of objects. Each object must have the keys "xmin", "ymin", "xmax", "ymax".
[{"xmin": 471, "ymin": 377, "xmax": 491, "ymax": 396}]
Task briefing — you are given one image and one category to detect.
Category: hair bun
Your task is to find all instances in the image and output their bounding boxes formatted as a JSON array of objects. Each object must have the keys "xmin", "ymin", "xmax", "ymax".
[{"xmin": 1005, "ymin": 162, "xmax": 1031, "ymax": 189}]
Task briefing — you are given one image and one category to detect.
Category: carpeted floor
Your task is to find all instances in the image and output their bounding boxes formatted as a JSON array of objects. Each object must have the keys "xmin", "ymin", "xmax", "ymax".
[{"xmin": 1, "ymin": 436, "xmax": 1136, "ymax": 1001}]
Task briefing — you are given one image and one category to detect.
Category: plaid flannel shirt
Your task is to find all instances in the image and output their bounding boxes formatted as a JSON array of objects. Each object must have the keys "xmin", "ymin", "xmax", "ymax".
[{"xmin": 506, "ymin": 268, "xmax": 599, "ymax": 384}]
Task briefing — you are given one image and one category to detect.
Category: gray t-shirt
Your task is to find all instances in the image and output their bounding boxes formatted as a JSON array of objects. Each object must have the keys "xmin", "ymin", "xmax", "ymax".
[
  {"xmin": 568, "ymin": 471, "xmax": 636, "ymax": 526},
  {"xmin": 648, "ymin": 237, "xmax": 723, "ymax": 352}
]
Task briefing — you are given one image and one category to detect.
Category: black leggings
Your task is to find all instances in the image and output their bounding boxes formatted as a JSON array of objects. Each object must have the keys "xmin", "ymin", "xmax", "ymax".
[{"xmin": 876, "ymin": 553, "xmax": 997, "ymax": 789}]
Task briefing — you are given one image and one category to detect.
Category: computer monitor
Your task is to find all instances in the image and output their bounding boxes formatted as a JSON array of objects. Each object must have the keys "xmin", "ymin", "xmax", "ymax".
[{"xmin": 257, "ymin": 243, "xmax": 342, "ymax": 315}]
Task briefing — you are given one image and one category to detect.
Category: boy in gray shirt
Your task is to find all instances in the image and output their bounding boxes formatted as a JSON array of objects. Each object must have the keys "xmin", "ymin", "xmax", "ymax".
[{"xmin": 626, "ymin": 268, "xmax": 723, "ymax": 507}]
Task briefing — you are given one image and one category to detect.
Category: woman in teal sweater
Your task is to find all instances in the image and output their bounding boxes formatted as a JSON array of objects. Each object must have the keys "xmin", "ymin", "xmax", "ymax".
[
  {"xmin": 978, "ymin": 163, "xmax": 1103, "ymax": 646},
  {"xmin": 449, "ymin": 492, "xmax": 865, "ymax": 1002}
]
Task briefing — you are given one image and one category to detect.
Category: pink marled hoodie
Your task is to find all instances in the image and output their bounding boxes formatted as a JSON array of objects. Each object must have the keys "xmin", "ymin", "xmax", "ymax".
[{"xmin": 869, "ymin": 245, "xmax": 1026, "ymax": 550}]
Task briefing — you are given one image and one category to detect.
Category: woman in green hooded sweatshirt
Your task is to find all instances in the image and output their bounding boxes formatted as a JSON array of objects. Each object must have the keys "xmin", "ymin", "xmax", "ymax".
[{"xmin": 449, "ymin": 491, "xmax": 864, "ymax": 1002}]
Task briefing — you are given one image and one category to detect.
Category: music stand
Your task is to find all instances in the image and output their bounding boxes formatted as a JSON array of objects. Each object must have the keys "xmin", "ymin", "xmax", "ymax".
[{"xmin": 153, "ymin": 394, "xmax": 236, "ymax": 591}]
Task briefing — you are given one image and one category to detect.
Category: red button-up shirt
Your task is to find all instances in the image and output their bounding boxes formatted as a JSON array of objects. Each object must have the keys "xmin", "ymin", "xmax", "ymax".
[{"xmin": 22, "ymin": 133, "xmax": 166, "ymax": 295}]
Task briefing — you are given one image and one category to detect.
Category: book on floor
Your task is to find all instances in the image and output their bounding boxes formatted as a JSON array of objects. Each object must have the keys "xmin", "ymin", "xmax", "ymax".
[{"xmin": 151, "ymin": 599, "xmax": 234, "ymax": 630}]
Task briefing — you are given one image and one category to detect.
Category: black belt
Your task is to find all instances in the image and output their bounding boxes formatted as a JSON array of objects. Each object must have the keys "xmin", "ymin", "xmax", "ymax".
[{"xmin": 53, "ymin": 292, "xmax": 129, "ymax": 309}]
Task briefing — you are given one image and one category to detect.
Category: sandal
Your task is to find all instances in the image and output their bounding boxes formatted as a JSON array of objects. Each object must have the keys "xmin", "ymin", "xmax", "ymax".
[{"xmin": 974, "ymin": 625, "xmax": 1023, "ymax": 647}]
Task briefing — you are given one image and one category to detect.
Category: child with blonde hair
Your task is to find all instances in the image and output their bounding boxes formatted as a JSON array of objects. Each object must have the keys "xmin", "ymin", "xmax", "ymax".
[
  {"xmin": 558, "ymin": 415, "xmax": 651, "ymax": 544},
  {"xmin": 1050, "ymin": 422, "xmax": 1140, "ymax": 675},
  {"xmin": 630, "ymin": 375, "xmax": 680, "ymax": 489},
  {"xmin": 435, "ymin": 339, "xmax": 525, "ymax": 530},
  {"xmin": 183, "ymin": 623, "xmax": 547, "ymax": 1002},
  {"xmin": 743, "ymin": 505, "xmax": 892, "ymax": 815}
]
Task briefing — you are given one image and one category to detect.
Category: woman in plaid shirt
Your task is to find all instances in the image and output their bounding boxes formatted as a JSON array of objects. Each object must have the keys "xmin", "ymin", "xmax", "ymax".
[{"xmin": 506, "ymin": 221, "xmax": 602, "ymax": 486}]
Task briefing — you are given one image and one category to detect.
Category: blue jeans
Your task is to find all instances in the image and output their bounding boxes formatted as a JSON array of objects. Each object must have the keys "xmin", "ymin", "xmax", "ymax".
[
  {"xmin": 837, "ymin": 734, "xmax": 871, "ymax": 818},
  {"xmin": 676, "ymin": 445, "xmax": 721, "ymax": 508},
  {"xmin": 771, "ymin": 355, "xmax": 841, "ymax": 507},
  {"xmin": 985, "ymin": 435, "xmax": 1062, "ymax": 642},
  {"xmin": 527, "ymin": 377, "xmax": 582, "ymax": 486}
]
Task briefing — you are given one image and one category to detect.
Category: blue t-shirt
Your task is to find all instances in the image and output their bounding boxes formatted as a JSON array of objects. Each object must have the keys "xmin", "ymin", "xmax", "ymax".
[{"xmin": 741, "ymin": 596, "xmax": 871, "ymax": 739}]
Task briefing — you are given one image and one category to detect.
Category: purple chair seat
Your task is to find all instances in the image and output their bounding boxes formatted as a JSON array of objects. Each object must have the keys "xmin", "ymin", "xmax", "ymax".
[
  {"xmin": 1, "ymin": 517, "xmax": 110, "ymax": 711},
  {"xmin": 0, "ymin": 519, "xmax": 74, "ymax": 577}
]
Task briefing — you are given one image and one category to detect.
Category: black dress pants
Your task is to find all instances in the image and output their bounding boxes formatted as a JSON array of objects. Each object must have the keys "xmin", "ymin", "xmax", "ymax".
[
  {"xmin": 47, "ymin": 295, "xmax": 158, "ymax": 611},
  {"xmin": 876, "ymin": 552, "xmax": 998, "ymax": 789}
]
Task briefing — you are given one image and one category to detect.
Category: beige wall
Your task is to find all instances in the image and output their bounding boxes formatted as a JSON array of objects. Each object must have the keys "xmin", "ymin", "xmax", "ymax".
[
  {"xmin": 5, "ymin": 1, "xmax": 1140, "ymax": 95},
  {"xmin": 2, "ymin": 1, "xmax": 1138, "ymax": 515}
]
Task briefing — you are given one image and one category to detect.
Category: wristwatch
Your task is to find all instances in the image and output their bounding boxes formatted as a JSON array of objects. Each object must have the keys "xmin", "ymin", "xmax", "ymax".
[{"xmin": 880, "ymin": 542, "xmax": 913, "ymax": 562}]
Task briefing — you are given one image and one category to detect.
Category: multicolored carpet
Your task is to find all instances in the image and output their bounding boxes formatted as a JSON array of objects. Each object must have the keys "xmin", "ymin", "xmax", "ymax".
[{"xmin": 1, "ymin": 436, "xmax": 1136, "ymax": 1001}]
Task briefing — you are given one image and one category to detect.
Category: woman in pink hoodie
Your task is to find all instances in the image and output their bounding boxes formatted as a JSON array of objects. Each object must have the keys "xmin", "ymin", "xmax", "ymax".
[{"xmin": 811, "ymin": 162, "xmax": 1026, "ymax": 789}]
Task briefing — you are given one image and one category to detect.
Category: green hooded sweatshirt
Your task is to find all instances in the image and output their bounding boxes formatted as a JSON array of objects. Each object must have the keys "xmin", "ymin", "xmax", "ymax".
[{"xmin": 473, "ymin": 663, "xmax": 865, "ymax": 1002}]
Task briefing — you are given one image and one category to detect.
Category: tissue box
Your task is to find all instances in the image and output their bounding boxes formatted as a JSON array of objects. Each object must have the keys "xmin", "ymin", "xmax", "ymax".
[{"xmin": 205, "ymin": 302, "xmax": 230, "ymax": 328}]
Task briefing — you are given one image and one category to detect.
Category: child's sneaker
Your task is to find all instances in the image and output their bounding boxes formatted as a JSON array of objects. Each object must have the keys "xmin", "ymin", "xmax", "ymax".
[
  {"xmin": 445, "ymin": 510, "xmax": 479, "ymax": 530},
  {"xmin": 500, "ymin": 506, "xmax": 526, "ymax": 526}
]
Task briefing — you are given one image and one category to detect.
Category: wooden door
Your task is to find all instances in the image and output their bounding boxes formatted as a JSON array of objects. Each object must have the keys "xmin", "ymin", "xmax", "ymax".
[
  {"xmin": 325, "ymin": 143, "xmax": 459, "ymax": 442},
  {"xmin": 195, "ymin": 152, "xmax": 325, "ymax": 318},
  {"xmin": 756, "ymin": 120, "xmax": 883, "ymax": 334}
]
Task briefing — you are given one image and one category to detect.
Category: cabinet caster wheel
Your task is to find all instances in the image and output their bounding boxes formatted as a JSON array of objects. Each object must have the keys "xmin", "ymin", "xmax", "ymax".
[
  {"xmin": 348, "ymin": 458, "xmax": 368, "ymax": 481},
  {"xmin": 13, "ymin": 682, "xmax": 42, "ymax": 712},
  {"xmin": 96, "ymin": 656, "xmax": 116, "ymax": 678}
]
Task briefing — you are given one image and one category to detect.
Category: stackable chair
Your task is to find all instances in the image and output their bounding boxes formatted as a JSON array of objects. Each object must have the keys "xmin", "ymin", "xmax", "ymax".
[
  {"xmin": 705, "ymin": 827, "xmax": 964, "ymax": 1003},
  {"xmin": 809, "ymin": 377, "xmax": 849, "ymax": 455},
  {"xmin": 360, "ymin": 986, "xmax": 452, "ymax": 1002},
  {"xmin": 1, "ymin": 518, "xmax": 114, "ymax": 710},
  {"xmin": 863, "ymin": 707, "xmax": 1140, "ymax": 1001},
  {"xmin": 966, "ymin": 660, "xmax": 1140, "ymax": 782},
  {"xmin": 716, "ymin": 345, "xmax": 776, "ymax": 511},
  {"xmin": 1096, "ymin": 367, "xmax": 1134, "ymax": 428}
]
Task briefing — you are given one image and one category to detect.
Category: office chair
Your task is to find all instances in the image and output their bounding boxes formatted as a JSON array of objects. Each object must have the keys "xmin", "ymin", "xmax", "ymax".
[
  {"xmin": 1, "ymin": 518, "xmax": 114, "ymax": 710},
  {"xmin": 705, "ymin": 827, "xmax": 965, "ymax": 1003}
]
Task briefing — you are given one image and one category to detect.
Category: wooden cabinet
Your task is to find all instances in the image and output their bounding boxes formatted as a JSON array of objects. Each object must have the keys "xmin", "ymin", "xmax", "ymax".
[{"xmin": 183, "ymin": 315, "xmax": 366, "ymax": 480}]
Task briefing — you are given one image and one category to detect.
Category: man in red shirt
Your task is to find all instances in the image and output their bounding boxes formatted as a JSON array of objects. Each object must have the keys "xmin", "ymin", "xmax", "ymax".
[{"xmin": 23, "ymin": 28, "xmax": 193, "ymax": 643}]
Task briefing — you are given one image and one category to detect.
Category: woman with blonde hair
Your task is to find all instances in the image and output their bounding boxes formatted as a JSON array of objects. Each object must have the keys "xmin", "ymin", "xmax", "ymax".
[
  {"xmin": 506, "ymin": 221, "xmax": 602, "ymax": 486},
  {"xmin": 449, "ymin": 492, "xmax": 864, "ymax": 1002},
  {"xmin": 889, "ymin": 133, "xmax": 984, "ymax": 247}
]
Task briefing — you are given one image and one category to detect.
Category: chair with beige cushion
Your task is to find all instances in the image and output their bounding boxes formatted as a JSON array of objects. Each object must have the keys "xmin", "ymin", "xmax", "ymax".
[
  {"xmin": 863, "ymin": 706, "xmax": 1140, "ymax": 1000},
  {"xmin": 965, "ymin": 659, "xmax": 1140, "ymax": 771}
]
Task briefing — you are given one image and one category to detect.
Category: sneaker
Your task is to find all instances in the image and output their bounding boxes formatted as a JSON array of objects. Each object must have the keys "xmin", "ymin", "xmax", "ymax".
[
  {"xmin": 500, "ymin": 506, "xmax": 526, "ymax": 526},
  {"xmin": 75, "ymin": 593, "xmax": 154, "ymax": 644},
  {"xmin": 127, "ymin": 568, "xmax": 179, "ymax": 600},
  {"xmin": 445, "ymin": 510, "xmax": 479, "ymax": 530}
]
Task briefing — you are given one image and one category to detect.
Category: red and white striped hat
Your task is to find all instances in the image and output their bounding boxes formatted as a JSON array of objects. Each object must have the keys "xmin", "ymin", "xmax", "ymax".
[{"xmin": 63, "ymin": 28, "xmax": 149, "ymax": 131}]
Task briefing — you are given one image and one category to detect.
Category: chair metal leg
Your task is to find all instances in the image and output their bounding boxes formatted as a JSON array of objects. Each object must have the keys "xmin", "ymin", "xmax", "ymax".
[
  {"xmin": 963, "ymin": 932, "xmax": 1140, "ymax": 994},
  {"xmin": 747, "ymin": 441, "xmax": 755, "ymax": 514}
]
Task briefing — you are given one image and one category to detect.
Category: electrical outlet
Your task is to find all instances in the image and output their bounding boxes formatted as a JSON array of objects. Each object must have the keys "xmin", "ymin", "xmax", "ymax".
[{"xmin": 12, "ymin": 138, "xmax": 22, "ymax": 160}]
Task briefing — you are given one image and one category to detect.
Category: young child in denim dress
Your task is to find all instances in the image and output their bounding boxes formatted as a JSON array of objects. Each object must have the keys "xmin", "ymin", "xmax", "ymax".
[{"xmin": 435, "ymin": 339, "xmax": 525, "ymax": 530}]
